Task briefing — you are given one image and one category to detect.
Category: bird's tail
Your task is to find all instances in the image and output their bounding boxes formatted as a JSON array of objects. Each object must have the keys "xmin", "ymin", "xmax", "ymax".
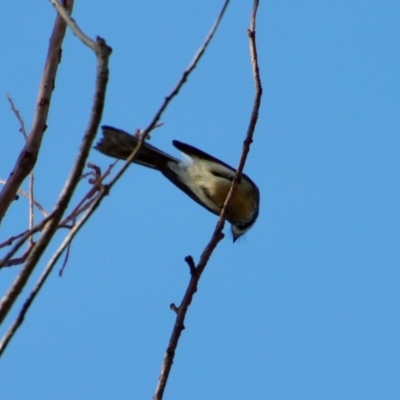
[{"xmin": 95, "ymin": 126, "xmax": 177, "ymax": 170}]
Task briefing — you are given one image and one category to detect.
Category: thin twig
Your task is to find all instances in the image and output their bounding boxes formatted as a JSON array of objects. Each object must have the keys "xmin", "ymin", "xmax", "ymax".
[
  {"xmin": 0, "ymin": 214, "xmax": 54, "ymax": 269},
  {"xmin": 137, "ymin": 0, "xmax": 231, "ymax": 145},
  {"xmin": 6, "ymin": 94, "xmax": 28, "ymax": 139},
  {"xmin": 59, "ymin": 160, "xmax": 116, "ymax": 227},
  {"xmin": 28, "ymin": 174, "xmax": 35, "ymax": 246},
  {"xmin": 7, "ymin": 94, "xmax": 37, "ymax": 242},
  {"xmin": 0, "ymin": 180, "xmax": 48, "ymax": 217},
  {"xmin": 0, "ymin": 247, "xmax": 33, "ymax": 268},
  {"xmin": 0, "ymin": 162, "xmax": 111, "ymax": 264},
  {"xmin": 153, "ymin": 1, "xmax": 262, "ymax": 399},
  {"xmin": 49, "ymin": 0, "xmax": 95, "ymax": 50},
  {"xmin": 0, "ymin": 231, "xmax": 28, "ymax": 250},
  {"xmin": 59, "ymin": 235, "xmax": 72, "ymax": 276}
]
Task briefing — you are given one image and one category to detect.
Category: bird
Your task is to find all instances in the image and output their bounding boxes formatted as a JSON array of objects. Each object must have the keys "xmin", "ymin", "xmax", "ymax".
[{"xmin": 95, "ymin": 126, "xmax": 260, "ymax": 241}]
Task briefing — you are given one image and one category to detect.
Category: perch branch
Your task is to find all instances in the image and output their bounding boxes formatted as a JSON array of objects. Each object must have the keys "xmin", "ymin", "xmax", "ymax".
[{"xmin": 153, "ymin": 1, "xmax": 262, "ymax": 399}]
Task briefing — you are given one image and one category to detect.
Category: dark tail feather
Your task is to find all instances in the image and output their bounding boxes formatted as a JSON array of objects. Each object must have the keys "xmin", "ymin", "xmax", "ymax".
[{"xmin": 95, "ymin": 126, "xmax": 177, "ymax": 170}]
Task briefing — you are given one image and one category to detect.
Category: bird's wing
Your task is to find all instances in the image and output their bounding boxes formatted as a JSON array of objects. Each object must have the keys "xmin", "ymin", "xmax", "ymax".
[
  {"xmin": 172, "ymin": 140, "xmax": 258, "ymax": 187},
  {"xmin": 160, "ymin": 166, "xmax": 222, "ymax": 217},
  {"xmin": 172, "ymin": 140, "xmax": 236, "ymax": 173}
]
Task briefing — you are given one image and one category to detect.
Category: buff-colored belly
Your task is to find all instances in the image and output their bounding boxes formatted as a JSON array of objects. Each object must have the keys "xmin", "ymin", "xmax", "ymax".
[{"xmin": 207, "ymin": 179, "xmax": 256, "ymax": 224}]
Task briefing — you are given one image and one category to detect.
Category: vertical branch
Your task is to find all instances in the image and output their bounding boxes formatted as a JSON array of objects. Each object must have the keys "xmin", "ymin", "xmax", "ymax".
[
  {"xmin": 28, "ymin": 174, "xmax": 34, "ymax": 246},
  {"xmin": 6, "ymin": 94, "xmax": 28, "ymax": 140},
  {"xmin": 153, "ymin": 1, "xmax": 263, "ymax": 399},
  {"xmin": 245, "ymin": 0, "xmax": 262, "ymax": 153},
  {"xmin": 5, "ymin": 94, "xmax": 35, "ymax": 245}
]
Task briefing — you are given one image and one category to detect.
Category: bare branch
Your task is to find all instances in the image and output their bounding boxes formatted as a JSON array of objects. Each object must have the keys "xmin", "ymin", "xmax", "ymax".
[
  {"xmin": 184, "ymin": 255, "xmax": 196, "ymax": 276},
  {"xmin": 58, "ymin": 238, "xmax": 72, "ymax": 276},
  {"xmin": 0, "ymin": 0, "xmax": 74, "ymax": 224},
  {"xmin": 250, "ymin": 0, "xmax": 259, "ymax": 32},
  {"xmin": 6, "ymin": 94, "xmax": 36, "ymax": 245},
  {"xmin": 0, "ymin": 180, "xmax": 48, "ymax": 218},
  {"xmin": 0, "ymin": 161, "xmax": 110, "ymax": 267},
  {"xmin": 0, "ymin": 0, "xmax": 231, "ymax": 355},
  {"xmin": 153, "ymin": 1, "xmax": 263, "ymax": 398},
  {"xmin": 28, "ymin": 174, "xmax": 35, "ymax": 246},
  {"xmin": 0, "ymin": 247, "xmax": 33, "ymax": 268},
  {"xmin": 49, "ymin": 0, "xmax": 96, "ymax": 50},
  {"xmin": 0, "ymin": 231, "xmax": 29, "ymax": 250},
  {"xmin": 0, "ymin": 2, "xmax": 112, "ymax": 328},
  {"xmin": 59, "ymin": 161, "xmax": 116, "ymax": 227},
  {"xmin": 6, "ymin": 94, "xmax": 28, "ymax": 139},
  {"xmin": 139, "ymin": 0, "xmax": 231, "ymax": 142},
  {"xmin": 0, "ymin": 215, "xmax": 54, "ymax": 269},
  {"xmin": 0, "ymin": 186, "xmax": 104, "ymax": 356}
]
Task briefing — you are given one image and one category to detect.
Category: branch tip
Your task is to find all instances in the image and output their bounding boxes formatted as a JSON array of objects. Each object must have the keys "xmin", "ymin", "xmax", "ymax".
[
  {"xmin": 184, "ymin": 255, "xmax": 196, "ymax": 275},
  {"xmin": 170, "ymin": 303, "xmax": 179, "ymax": 314}
]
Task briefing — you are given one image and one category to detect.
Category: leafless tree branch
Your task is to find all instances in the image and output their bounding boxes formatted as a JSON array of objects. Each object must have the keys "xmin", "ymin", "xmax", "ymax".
[
  {"xmin": 49, "ymin": 0, "xmax": 96, "ymax": 50},
  {"xmin": 28, "ymin": 174, "xmax": 35, "ymax": 246},
  {"xmin": 0, "ymin": 0, "xmax": 112, "ymax": 330},
  {"xmin": 6, "ymin": 94, "xmax": 28, "ymax": 139},
  {"xmin": 0, "ymin": 164, "xmax": 103, "ymax": 267},
  {"xmin": 0, "ymin": 247, "xmax": 33, "ymax": 268},
  {"xmin": 0, "ymin": 0, "xmax": 228, "ymax": 353},
  {"xmin": 0, "ymin": 231, "xmax": 31, "ymax": 250},
  {"xmin": 6, "ymin": 94, "xmax": 35, "ymax": 243},
  {"xmin": 153, "ymin": 1, "xmax": 262, "ymax": 399},
  {"xmin": 0, "ymin": 215, "xmax": 53, "ymax": 270},
  {"xmin": 0, "ymin": 0, "xmax": 74, "ymax": 224},
  {"xmin": 0, "ymin": 180, "xmax": 48, "ymax": 219}
]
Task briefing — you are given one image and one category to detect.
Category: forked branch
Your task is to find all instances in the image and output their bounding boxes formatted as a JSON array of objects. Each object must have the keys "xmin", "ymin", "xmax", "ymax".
[
  {"xmin": 0, "ymin": 0, "xmax": 230, "ymax": 356},
  {"xmin": 0, "ymin": 0, "xmax": 112, "ymax": 334}
]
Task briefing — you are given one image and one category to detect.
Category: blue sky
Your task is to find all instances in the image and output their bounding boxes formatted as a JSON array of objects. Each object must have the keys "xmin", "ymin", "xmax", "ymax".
[{"xmin": 1, "ymin": 1, "xmax": 399, "ymax": 399}]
